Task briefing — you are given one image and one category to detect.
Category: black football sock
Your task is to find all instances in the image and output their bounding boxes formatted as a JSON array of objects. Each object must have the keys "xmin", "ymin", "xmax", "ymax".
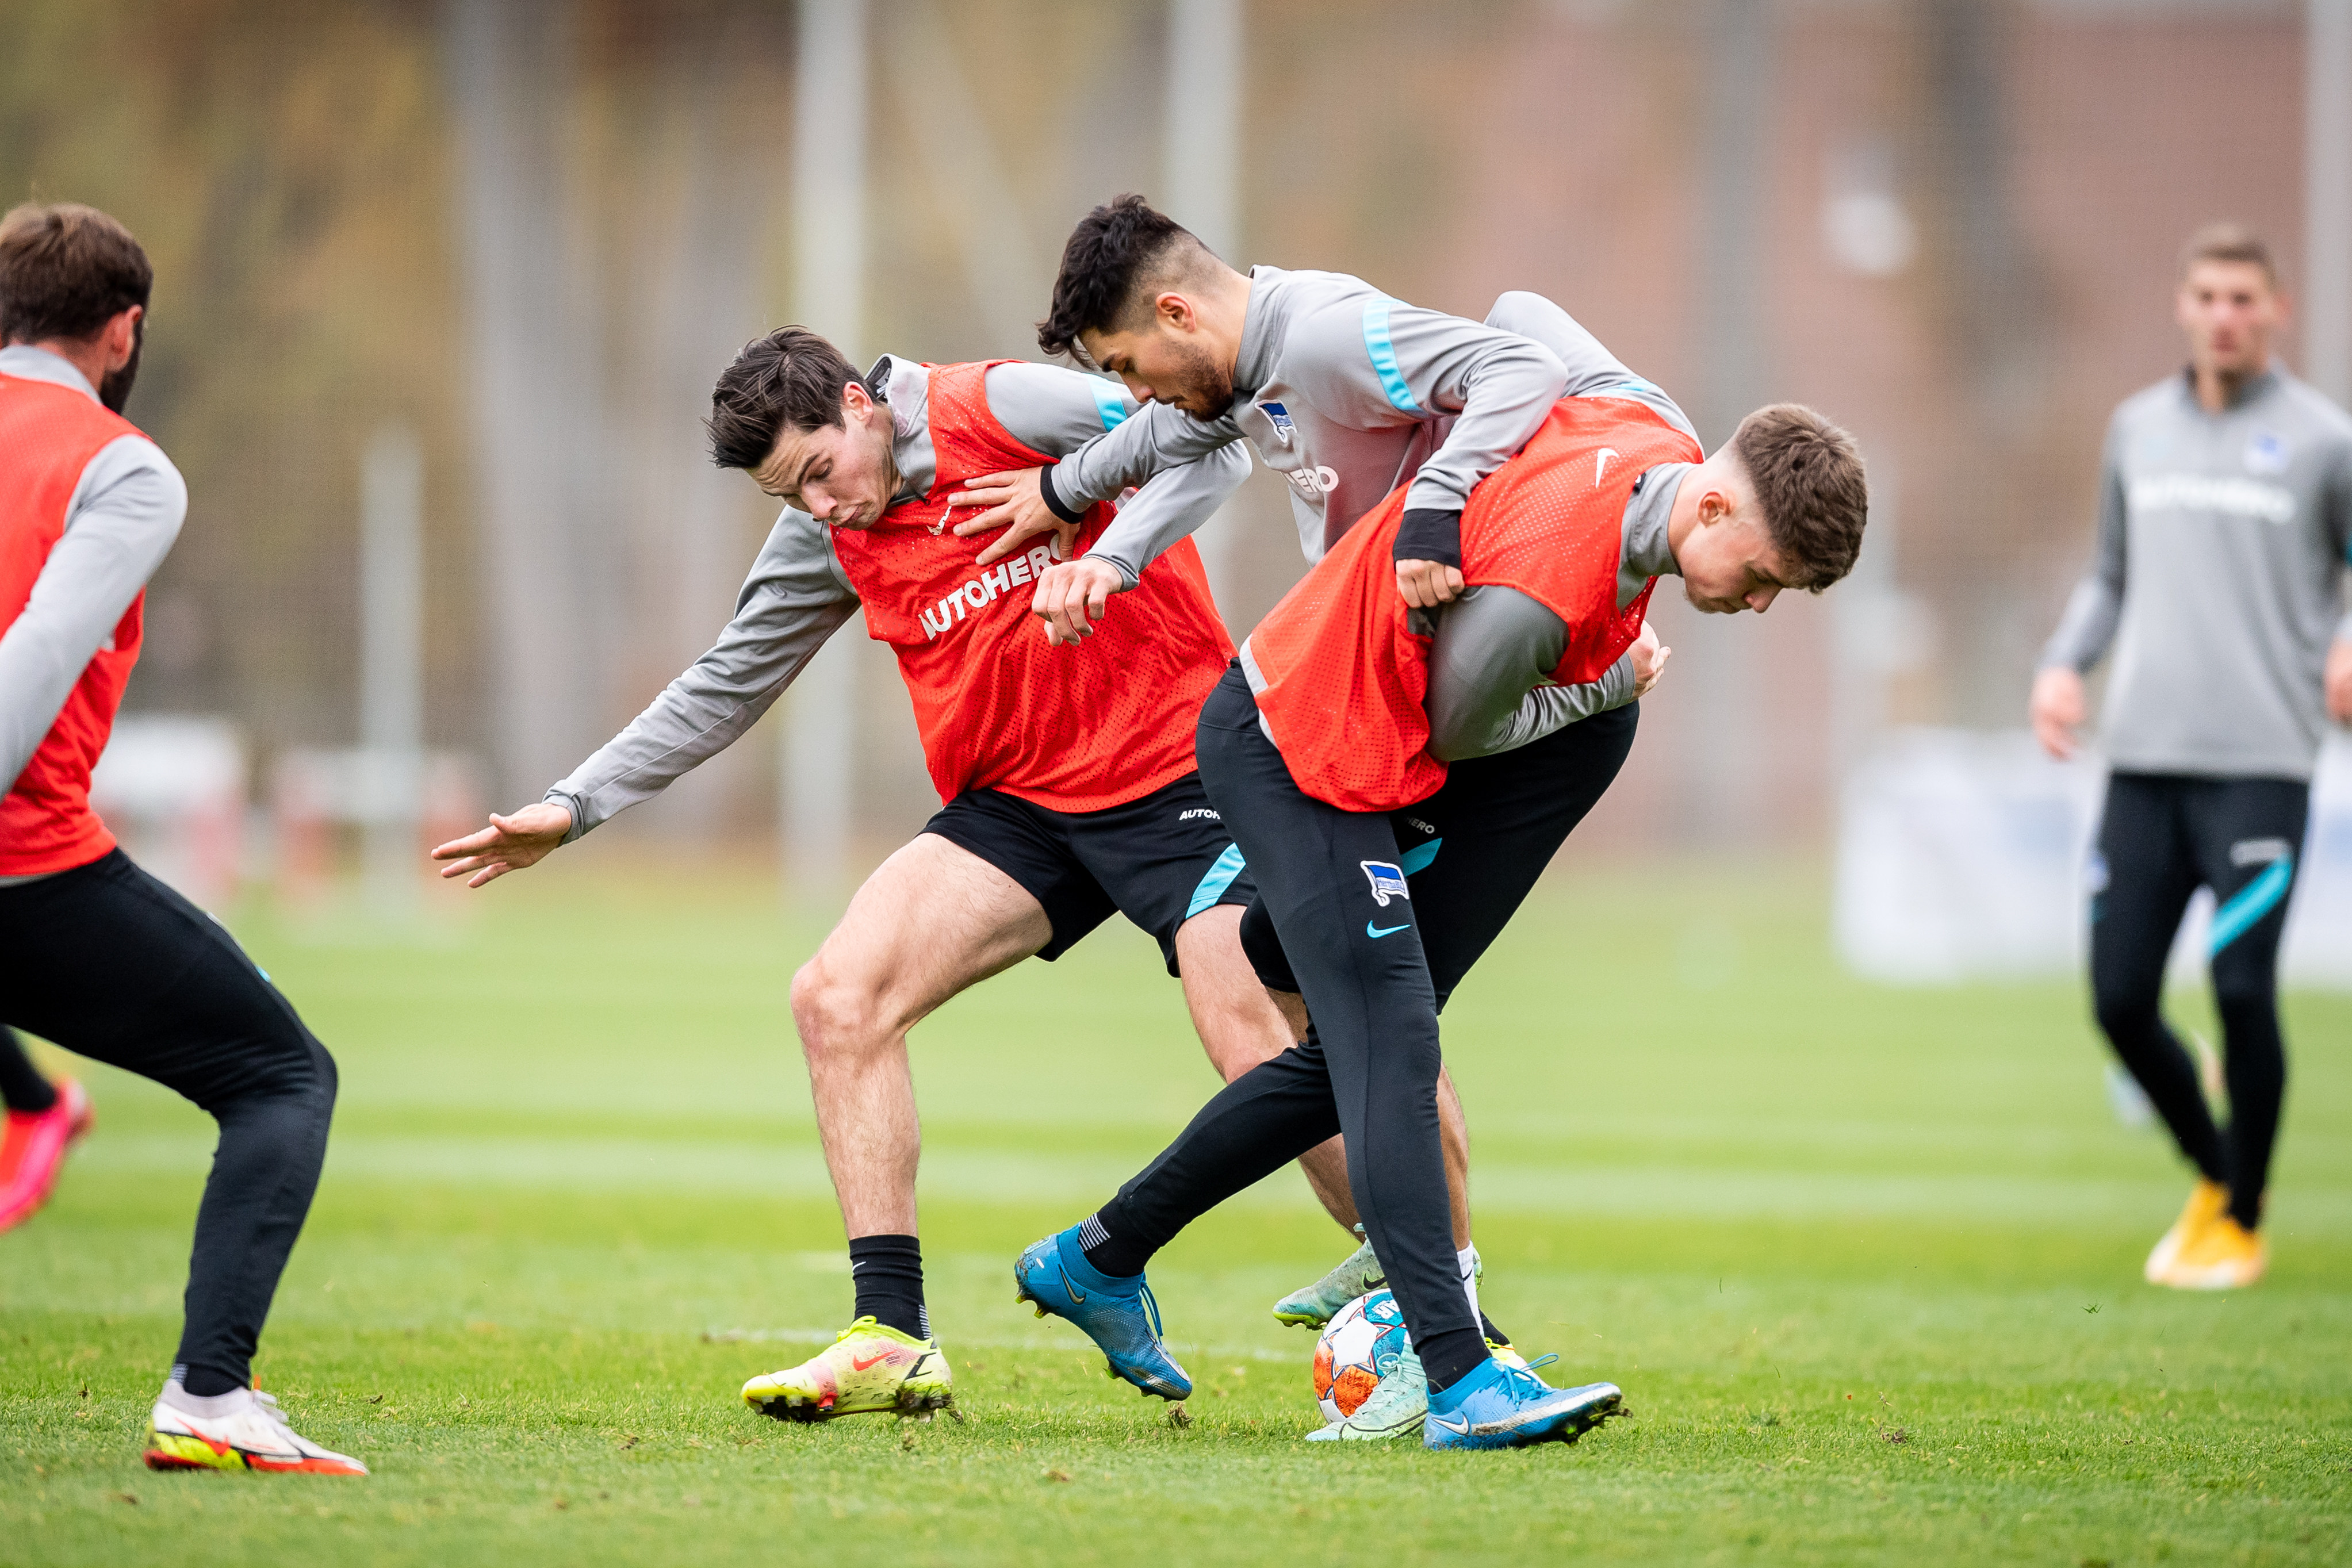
[
  {"xmin": 1077, "ymin": 1205, "xmax": 1152, "ymax": 1279},
  {"xmin": 848, "ymin": 1235, "xmax": 929, "ymax": 1339},
  {"xmin": 1478, "ymin": 1310, "xmax": 1511, "ymax": 1348},
  {"xmin": 0, "ymin": 1028, "xmax": 58, "ymax": 1114},
  {"xmin": 1418, "ymin": 1327, "xmax": 1490, "ymax": 1393}
]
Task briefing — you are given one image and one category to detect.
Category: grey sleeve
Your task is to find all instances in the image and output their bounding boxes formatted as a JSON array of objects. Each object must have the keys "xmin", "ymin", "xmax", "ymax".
[
  {"xmin": 981, "ymin": 361, "xmax": 1134, "ymax": 455},
  {"xmin": 544, "ymin": 511, "xmax": 857, "ymax": 838},
  {"xmin": 1052, "ymin": 398, "xmax": 1249, "ymax": 505},
  {"xmin": 1423, "ymin": 585, "xmax": 1637, "ymax": 762},
  {"xmin": 1486, "ymin": 290, "xmax": 1701, "ymax": 442},
  {"xmin": 0, "ymin": 435, "xmax": 186, "ymax": 788},
  {"xmin": 1288, "ymin": 294, "xmax": 1567, "ymax": 517},
  {"xmin": 983, "ymin": 363, "xmax": 1253, "ymax": 589},
  {"xmin": 2330, "ymin": 435, "xmax": 2352, "ymax": 645},
  {"xmin": 2040, "ymin": 430, "xmax": 2129, "ymax": 673},
  {"xmin": 1078, "ymin": 443, "xmax": 1252, "ymax": 590}
]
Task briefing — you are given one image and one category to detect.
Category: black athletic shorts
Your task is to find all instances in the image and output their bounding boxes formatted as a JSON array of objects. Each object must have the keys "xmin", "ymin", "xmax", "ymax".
[{"xmin": 922, "ymin": 772, "xmax": 1256, "ymax": 975}]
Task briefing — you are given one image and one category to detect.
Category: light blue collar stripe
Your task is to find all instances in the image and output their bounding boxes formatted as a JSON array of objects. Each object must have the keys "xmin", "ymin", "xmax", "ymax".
[
  {"xmin": 1090, "ymin": 379, "xmax": 1131, "ymax": 432},
  {"xmin": 1185, "ymin": 842, "xmax": 1248, "ymax": 919},
  {"xmin": 2210, "ymin": 856, "xmax": 2294, "ymax": 954},
  {"xmin": 1362, "ymin": 298, "xmax": 1422, "ymax": 415},
  {"xmin": 1397, "ymin": 837, "xmax": 1442, "ymax": 877}
]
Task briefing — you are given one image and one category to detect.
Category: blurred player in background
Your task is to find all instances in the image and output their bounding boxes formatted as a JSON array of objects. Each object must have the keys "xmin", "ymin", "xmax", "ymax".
[
  {"xmin": 951, "ymin": 198, "xmax": 1662, "ymax": 1376},
  {"xmin": 2031, "ymin": 224, "xmax": 2352, "ymax": 1291},
  {"xmin": 433, "ymin": 329, "xmax": 1608, "ymax": 1422},
  {"xmin": 0, "ymin": 203, "xmax": 363, "ymax": 1477}
]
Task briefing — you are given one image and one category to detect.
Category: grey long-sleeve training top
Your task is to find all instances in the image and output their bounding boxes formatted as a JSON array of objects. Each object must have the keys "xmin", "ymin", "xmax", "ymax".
[
  {"xmin": 543, "ymin": 356, "xmax": 1247, "ymax": 838},
  {"xmin": 2039, "ymin": 364, "xmax": 2352, "ymax": 781},
  {"xmin": 0, "ymin": 344, "xmax": 188, "ymax": 885}
]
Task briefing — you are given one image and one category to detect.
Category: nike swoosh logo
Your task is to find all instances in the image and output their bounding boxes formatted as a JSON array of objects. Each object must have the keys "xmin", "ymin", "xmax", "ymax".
[
  {"xmin": 852, "ymin": 1351, "xmax": 894, "ymax": 1371},
  {"xmin": 1430, "ymin": 1410, "xmax": 1469, "ymax": 1435},
  {"xmin": 1059, "ymin": 1268, "xmax": 1087, "ymax": 1305},
  {"xmin": 1367, "ymin": 921, "xmax": 1409, "ymax": 938},
  {"xmin": 1595, "ymin": 447, "xmax": 1621, "ymax": 484}
]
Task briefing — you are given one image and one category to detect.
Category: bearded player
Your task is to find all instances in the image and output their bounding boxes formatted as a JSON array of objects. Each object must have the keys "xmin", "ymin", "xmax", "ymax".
[
  {"xmin": 950, "ymin": 197, "xmax": 1665, "ymax": 1345},
  {"xmin": 431, "ymin": 331, "xmax": 1630, "ymax": 1420}
]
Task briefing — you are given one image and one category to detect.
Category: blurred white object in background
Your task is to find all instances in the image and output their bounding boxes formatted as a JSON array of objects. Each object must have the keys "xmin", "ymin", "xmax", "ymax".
[
  {"xmin": 273, "ymin": 747, "xmax": 484, "ymax": 909},
  {"xmin": 89, "ymin": 715, "xmax": 246, "ymax": 910},
  {"xmin": 1836, "ymin": 731, "xmax": 2352, "ymax": 989}
]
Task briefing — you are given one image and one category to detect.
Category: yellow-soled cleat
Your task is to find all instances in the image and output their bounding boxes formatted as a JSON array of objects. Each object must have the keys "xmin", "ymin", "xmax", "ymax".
[
  {"xmin": 2152, "ymin": 1213, "xmax": 2267, "ymax": 1291},
  {"xmin": 741, "ymin": 1317, "xmax": 954, "ymax": 1422},
  {"xmin": 144, "ymin": 1382, "xmax": 367, "ymax": 1475},
  {"xmin": 2143, "ymin": 1179, "xmax": 2230, "ymax": 1283}
]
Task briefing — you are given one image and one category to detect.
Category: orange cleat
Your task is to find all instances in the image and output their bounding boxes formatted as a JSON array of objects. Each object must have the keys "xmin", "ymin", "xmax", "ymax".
[
  {"xmin": 2151, "ymin": 1211, "xmax": 2268, "ymax": 1291},
  {"xmin": 145, "ymin": 1380, "xmax": 368, "ymax": 1475}
]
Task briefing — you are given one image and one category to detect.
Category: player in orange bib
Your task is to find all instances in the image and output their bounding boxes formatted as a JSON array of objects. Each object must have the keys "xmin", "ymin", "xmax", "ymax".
[
  {"xmin": 434, "ymin": 327, "xmax": 1516, "ymax": 1420},
  {"xmin": 1025, "ymin": 345, "xmax": 1871, "ymax": 1446}
]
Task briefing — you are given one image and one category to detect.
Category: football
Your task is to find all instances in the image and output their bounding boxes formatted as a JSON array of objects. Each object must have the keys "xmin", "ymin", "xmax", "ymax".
[{"xmin": 1312, "ymin": 1289, "xmax": 1410, "ymax": 1421}]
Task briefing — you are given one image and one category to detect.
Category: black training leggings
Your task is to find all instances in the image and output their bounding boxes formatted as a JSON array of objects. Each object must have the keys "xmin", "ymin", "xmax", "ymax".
[
  {"xmin": 2090, "ymin": 772, "xmax": 2304, "ymax": 1230},
  {"xmin": 1104, "ymin": 666, "xmax": 1635, "ymax": 1385},
  {"xmin": 0, "ymin": 850, "xmax": 336, "ymax": 1393},
  {"xmin": 0, "ymin": 1023, "xmax": 59, "ymax": 1112}
]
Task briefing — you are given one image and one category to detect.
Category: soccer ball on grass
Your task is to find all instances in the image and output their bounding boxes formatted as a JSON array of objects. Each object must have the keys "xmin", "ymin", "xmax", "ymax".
[{"xmin": 1312, "ymin": 1289, "xmax": 1409, "ymax": 1421}]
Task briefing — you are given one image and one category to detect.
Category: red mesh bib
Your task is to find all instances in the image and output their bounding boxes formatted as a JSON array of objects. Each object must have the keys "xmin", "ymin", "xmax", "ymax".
[
  {"xmin": 828, "ymin": 361, "xmax": 1234, "ymax": 811},
  {"xmin": 0, "ymin": 374, "xmax": 148, "ymax": 875},
  {"xmin": 1246, "ymin": 397, "xmax": 1698, "ymax": 812}
]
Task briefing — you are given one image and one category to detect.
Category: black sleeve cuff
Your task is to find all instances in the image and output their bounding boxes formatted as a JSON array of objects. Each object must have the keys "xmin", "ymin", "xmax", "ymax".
[
  {"xmin": 1039, "ymin": 463, "xmax": 1087, "ymax": 526},
  {"xmin": 1393, "ymin": 507, "xmax": 1462, "ymax": 569}
]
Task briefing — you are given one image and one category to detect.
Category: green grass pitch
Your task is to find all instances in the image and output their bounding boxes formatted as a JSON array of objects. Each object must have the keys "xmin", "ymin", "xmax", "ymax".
[{"xmin": 3, "ymin": 855, "xmax": 2347, "ymax": 1565}]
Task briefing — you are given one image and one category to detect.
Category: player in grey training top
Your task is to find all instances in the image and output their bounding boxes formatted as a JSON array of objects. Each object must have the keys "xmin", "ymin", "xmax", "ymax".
[{"xmin": 2031, "ymin": 223, "xmax": 2352, "ymax": 1291}]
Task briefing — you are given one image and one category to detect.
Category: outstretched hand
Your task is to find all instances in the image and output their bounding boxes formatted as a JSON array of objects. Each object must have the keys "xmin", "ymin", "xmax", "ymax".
[
  {"xmin": 1629, "ymin": 620, "xmax": 1671, "ymax": 698},
  {"xmin": 430, "ymin": 801, "xmax": 572, "ymax": 888},
  {"xmin": 946, "ymin": 467, "xmax": 1077, "ymax": 566}
]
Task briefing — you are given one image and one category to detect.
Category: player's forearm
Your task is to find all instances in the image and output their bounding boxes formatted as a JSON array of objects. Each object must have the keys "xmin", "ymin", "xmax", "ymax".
[
  {"xmin": 2039, "ymin": 575, "xmax": 2121, "ymax": 674},
  {"xmin": 1428, "ymin": 654, "xmax": 1634, "ymax": 762},
  {"xmin": 1051, "ymin": 401, "xmax": 1244, "ymax": 510},
  {"xmin": 0, "ymin": 442, "xmax": 185, "ymax": 787},
  {"xmin": 1083, "ymin": 444, "xmax": 1251, "ymax": 589},
  {"xmin": 547, "ymin": 522, "xmax": 857, "ymax": 838},
  {"xmin": 1399, "ymin": 336, "xmax": 1568, "ymax": 517}
]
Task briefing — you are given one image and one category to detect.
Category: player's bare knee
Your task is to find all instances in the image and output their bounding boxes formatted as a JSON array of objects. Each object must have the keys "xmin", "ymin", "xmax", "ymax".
[{"xmin": 790, "ymin": 957, "xmax": 882, "ymax": 1066}]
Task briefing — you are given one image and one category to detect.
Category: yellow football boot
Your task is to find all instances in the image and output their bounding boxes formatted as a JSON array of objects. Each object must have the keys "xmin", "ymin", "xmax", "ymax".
[
  {"xmin": 2143, "ymin": 1178, "xmax": 2229, "ymax": 1283},
  {"xmin": 741, "ymin": 1317, "xmax": 954, "ymax": 1421},
  {"xmin": 2154, "ymin": 1213, "xmax": 2267, "ymax": 1291}
]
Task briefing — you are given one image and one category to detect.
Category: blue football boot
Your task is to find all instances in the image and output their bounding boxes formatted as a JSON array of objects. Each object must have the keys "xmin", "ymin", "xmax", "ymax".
[
  {"xmin": 1014, "ymin": 1228, "xmax": 1193, "ymax": 1401},
  {"xmin": 1422, "ymin": 1355, "xmax": 1621, "ymax": 1451}
]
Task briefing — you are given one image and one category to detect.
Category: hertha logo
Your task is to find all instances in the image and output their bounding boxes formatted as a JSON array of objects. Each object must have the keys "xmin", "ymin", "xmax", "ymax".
[{"xmin": 1359, "ymin": 860, "xmax": 1409, "ymax": 907}]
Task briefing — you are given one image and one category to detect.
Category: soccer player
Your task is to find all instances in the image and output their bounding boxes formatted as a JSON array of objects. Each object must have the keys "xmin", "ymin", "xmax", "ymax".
[
  {"xmin": 0, "ymin": 202, "xmax": 365, "ymax": 1476},
  {"xmin": 431, "ymin": 330, "xmax": 1623, "ymax": 1420},
  {"xmin": 2030, "ymin": 223, "xmax": 2352, "ymax": 1291},
  {"xmin": 1002, "ymin": 232, "xmax": 1867, "ymax": 1443},
  {"xmin": 0, "ymin": 1026, "xmax": 91, "ymax": 1232},
  {"xmin": 949, "ymin": 196, "xmax": 1661, "ymax": 1342}
]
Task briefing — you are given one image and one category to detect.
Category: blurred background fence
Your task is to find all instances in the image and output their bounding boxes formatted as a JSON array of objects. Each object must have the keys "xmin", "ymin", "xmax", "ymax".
[{"xmin": 6, "ymin": 0, "xmax": 2349, "ymax": 978}]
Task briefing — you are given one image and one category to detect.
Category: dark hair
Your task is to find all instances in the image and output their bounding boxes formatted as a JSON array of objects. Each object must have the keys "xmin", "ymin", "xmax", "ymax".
[
  {"xmin": 1730, "ymin": 404, "xmax": 1868, "ymax": 591},
  {"xmin": 0, "ymin": 202, "xmax": 152, "ymax": 344},
  {"xmin": 2180, "ymin": 221, "xmax": 2276, "ymax": 286},
  {"xmin": 1038, "ymin": 194, "xmax": 1201, "ymax": 359},
  {"xmin": 706, "ymin": 325, "xmax": 862, "ymax": 470}
]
